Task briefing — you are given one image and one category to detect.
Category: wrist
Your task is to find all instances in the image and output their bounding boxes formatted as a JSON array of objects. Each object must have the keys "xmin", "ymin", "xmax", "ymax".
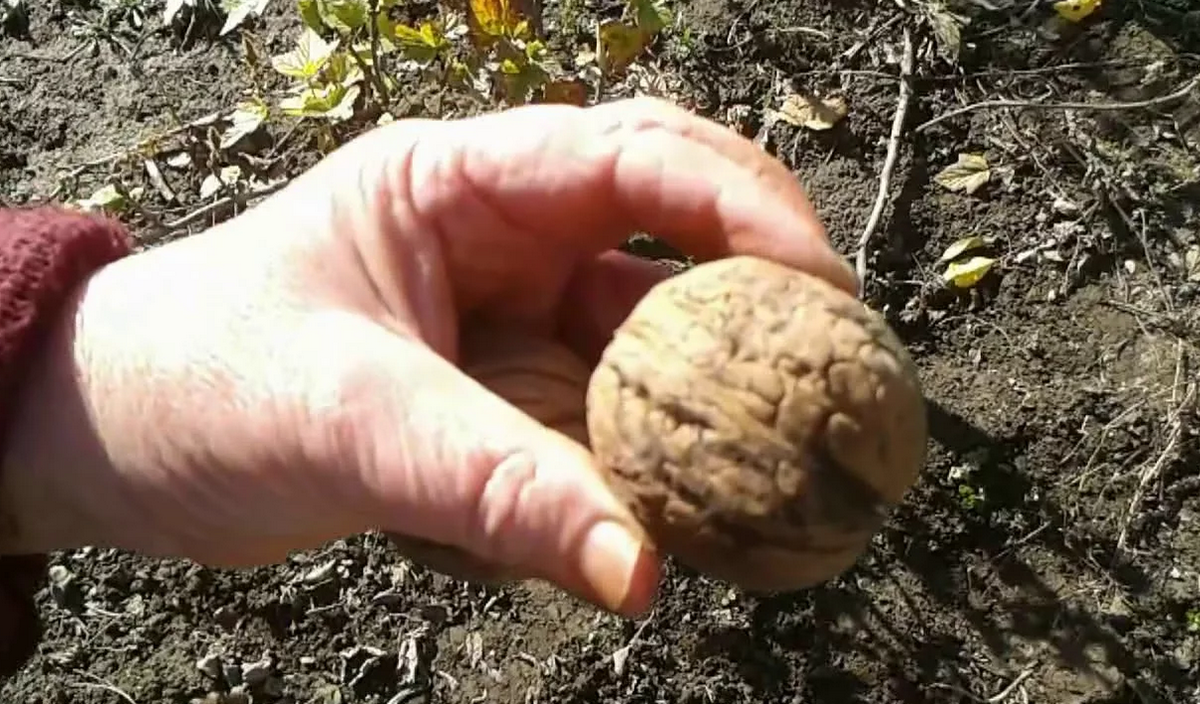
[{"xmin": 0, "ymin": 270, "xmax": 123, "ymax": 554}]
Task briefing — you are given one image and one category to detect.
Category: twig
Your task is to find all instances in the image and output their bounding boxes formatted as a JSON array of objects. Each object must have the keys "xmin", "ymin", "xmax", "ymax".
[
  {"xmin": 853, "ymin": 27, "xmax": 914, "ymax": 297},
  {"xmin": 932, "ymin": 666, "xmax": 1035, "ymax": 704},
  {"xmin": 161, "ymin": 179, "xmax": 290, "ymax": 231},
  {"xmin": 915, "ymin": 75, "xmax": 1200, "ymax": 133},
  {"xmin": 0, "ymin": 76, "xmax": 22, "ymax": 86},
  {"xmin": 1, "ymin": 42, "xmax": 90, "ymax": 63},
  {"xmin": 69, "ymin": 671, "xmax": 139, "ymax": 704},
  {"xmin": 1115, "ymin": 343, "xmax": 1195, "ymax": 553}
]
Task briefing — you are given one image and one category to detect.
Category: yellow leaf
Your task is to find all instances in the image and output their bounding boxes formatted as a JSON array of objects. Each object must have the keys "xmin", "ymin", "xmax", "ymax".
[
  {"xmin": 1053, "ymin": 0, "xmax": 1101, "ymax": 22},
  {"xmin": 938, "ymin": 235, "xmax": 986, "ymax": 263},
  {"xmin": 469, "ymin": 0, "xmax": 525, "ymax": 40},
  {"xmin": 777, "ymin": 93, "xmax": 849, "ymax": 131},
  {"xmin": 943, "ymin": 256, "xmax": 996, "ymax": 288},
  {"xmin": 599, "ymin": 20, "xmax": 651, "ymax": 74},
  {"xmin": 934, "ymin": 153, "xmax": 990, "ymax": 195}
]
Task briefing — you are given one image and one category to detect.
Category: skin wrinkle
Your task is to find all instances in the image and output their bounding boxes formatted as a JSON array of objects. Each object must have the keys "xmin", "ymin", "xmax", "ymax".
[
  {"xmin": 420, "ymin": 129, "xmax": 556, "ymax": 326},
  {"xmin": 382, "ymin": 134, "xmax": 459, "ymax": 362}
]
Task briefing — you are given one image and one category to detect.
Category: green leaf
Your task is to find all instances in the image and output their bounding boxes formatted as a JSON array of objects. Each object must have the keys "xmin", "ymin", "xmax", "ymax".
[
  {"xmin": 297, "ymin": 0, "xmax": 323, "ymax": 31},
  {"xmin": 317, "ymin": 0, "xmax": 368, "ymax": 34},
  {"xmin": 76, "ymin": 183, "xmax": 132, "ymax": 213},
  {"xmin": 391, "ymin": 21, "xmax": 448, "ymax": 63},
  {"xmin": 280, "ymin": 83, "xmax": 360, "ymax": 122},
  {"xmin": 630, "ymin": 0, "xmax": 669, "ymax": 35},
  {"xmin": 271, "ymin": 27, "xmax": 338, "ymax": 79},
  {"xmin": 934, "ymin": 153, "xmax": 991, "ymax": 195}
]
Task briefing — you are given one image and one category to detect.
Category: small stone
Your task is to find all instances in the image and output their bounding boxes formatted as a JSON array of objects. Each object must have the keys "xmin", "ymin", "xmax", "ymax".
[
  {"xmin": 241, "ymin": 659, "xmax": 271, "ymax": 687},
  {"xmin": 262, "ymin": 677, "xmax": 284, "ymax": 697},
  {"xmin": 223, "ymin": 664, "xmax": 243, "ymax": 687},
  {"xmin": 196, "ymin": 654, "xmax": 223, "ymax": 679},
  {"xmin": 213, "ymin": 605, "xmax": 238, "ymax": 629}
]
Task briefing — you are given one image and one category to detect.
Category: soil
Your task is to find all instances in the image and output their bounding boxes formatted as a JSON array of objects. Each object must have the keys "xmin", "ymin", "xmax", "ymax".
[{"xmin": 3, "ymin": 1, "xmax": 1200, "ymax": 703}]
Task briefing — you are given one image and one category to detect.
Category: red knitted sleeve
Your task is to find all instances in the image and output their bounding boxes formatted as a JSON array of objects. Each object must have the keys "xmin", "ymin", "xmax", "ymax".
[{"xmin": 0, "ymin": 206, "xmax": 132, "ymax": 680}]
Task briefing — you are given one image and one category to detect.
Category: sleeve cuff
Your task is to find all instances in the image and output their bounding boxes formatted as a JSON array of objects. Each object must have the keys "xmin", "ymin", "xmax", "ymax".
[{"xmin": 0, "ymin": 205, "xmax": 132, "ymax": 680}]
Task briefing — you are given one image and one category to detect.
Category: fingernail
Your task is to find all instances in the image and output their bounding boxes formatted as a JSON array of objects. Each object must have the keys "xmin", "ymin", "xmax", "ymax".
[{"xmin": 580, "ymin": 520, "xmax": 650, "ymax": 614}]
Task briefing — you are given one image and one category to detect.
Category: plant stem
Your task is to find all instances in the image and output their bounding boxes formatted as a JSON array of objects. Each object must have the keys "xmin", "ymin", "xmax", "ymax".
[{"xmin": 368, "ymin": 0, "xmax": 389, "ymax": 104}]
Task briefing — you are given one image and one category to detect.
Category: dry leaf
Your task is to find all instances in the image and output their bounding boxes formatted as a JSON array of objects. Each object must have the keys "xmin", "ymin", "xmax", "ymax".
[
  {"xmin": 934, "ymin": 153, "xmax": 991, "ymax": 195},
  {"xmin": 938, "ymin": 235, "xmax": 986, "ymax": 263},
  {"xmin": 777, "ymin": 93, "xmax": 848, "ymax": 131},
  {"xmin": 539, "ymin": 78, "xmax": 588, "ymax": 106},
  {"xmin": 943, "ymin": 256, "xmax": 996, "ymax": 288},
  {"xmin": 1053, "ymin": 0, "xmax": 1101, "ymax": 23},
  {"xmin": 925, "ymin": 4, "xmax": 966, "ymax": 64},
  {"xmin": 220, "ymin": 100, "xmax": 268, "ymax": 150}
]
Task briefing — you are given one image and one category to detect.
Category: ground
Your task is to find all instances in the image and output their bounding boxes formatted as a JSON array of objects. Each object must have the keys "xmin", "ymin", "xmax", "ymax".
[{"xmin": 3, "ymin": 0, "xmax": 1200, "ymax": 703}]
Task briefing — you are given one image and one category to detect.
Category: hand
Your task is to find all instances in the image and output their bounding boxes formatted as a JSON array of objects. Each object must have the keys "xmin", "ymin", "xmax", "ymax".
[{"xmin": 0, "ymin": 97, "xmax": 854, "ymax": 617}]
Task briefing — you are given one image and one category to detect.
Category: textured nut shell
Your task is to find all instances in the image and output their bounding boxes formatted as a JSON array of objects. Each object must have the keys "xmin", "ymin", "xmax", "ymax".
[
  {"xmin": 386, "ymin": 327, "xmax": 592, "ymax": 584},
  {"xmin": 586, "ymin": 255, "xmax": 927, "ymax": 592}
]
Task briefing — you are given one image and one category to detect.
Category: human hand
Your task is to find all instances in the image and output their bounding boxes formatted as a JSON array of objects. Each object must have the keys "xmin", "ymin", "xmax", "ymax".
[{"xmin": 0, "ymin": 97, "xmax": 855, "ymax": 617}]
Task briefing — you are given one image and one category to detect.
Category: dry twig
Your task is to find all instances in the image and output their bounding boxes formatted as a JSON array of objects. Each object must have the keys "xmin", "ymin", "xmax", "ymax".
[
  {"xmin": 162, "ymin": 179, "xmax": 290, "ymax": 232},
  {"xmin": 915, "ymin": 75, "xmax": 1200, "ymax": 133},
  {"xmin": 853, "ymin": 27, "xmax": 914, "ymax": 297},
  {"xmin": 933, "ymin": 666, "xmax": 1036, "ymax": 704}
]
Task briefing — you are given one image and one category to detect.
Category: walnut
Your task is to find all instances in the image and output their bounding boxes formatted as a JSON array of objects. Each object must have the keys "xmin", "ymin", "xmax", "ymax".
[
  {"xmin": 586, "ymin": 255, "xmax": 927, "ymax": 592},
  {"xmin": 389, "ymin": 255, "xmax": 926, "ymax": 595}
]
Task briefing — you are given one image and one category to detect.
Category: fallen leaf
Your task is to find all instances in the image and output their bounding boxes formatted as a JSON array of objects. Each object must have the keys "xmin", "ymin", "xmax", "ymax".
[
  {"xmin": 925, "ymin": 3, "xmax": 966, "ymax": 64},
  {"xmin": 776, "ymin": 93, "xmax": 849, "ymax": 131},
  {"xmin": 1185, "ymin": 246, "xmax": 1200, "ymax": 282},
  {"xmin": 1053, "ymin": 0, "xmax": 1101, "ymax": 23},
  {"xmin": 76, "ymin": 184, "xmax": 130, "ymax": 213},
  {"xmin": 943, "ymin": 256, "xmax": 996, "ymax": 288},
  {"xmin": 164, "ymin": 0, "xmax": 195, "ymax": 25},
  {"xmin": 199, "ymin": 173, "xmax": 224, "ymax": 199},
  {"xmin": 938, "ymin": 235, "xmax": 986, "ymax": 263},
  {"xmin": 539, "ymin": 78, "xmax": 588, "ymax": 106},
  {"xmin": 934, "ymin": 153, "xmax": 991, "ymax": 195},
  {"xmin": 219, "ymin": 165, "xmax": 243, "ymax": 186},
  {"xmin": 220, "ymin": 99, "xmax": 268, "ymax": 150}
]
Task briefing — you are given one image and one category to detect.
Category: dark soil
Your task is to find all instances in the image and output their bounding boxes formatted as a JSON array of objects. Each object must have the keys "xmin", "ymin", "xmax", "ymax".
[{"xmin": 4, "ymin": 1, "xmax": 1200, "ymax": 703}]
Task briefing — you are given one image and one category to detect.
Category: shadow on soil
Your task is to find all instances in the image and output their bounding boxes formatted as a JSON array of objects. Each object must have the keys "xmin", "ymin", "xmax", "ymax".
[{"xmin": 662, "ymin": 398, "xmax": 1190, "ymax": 703}]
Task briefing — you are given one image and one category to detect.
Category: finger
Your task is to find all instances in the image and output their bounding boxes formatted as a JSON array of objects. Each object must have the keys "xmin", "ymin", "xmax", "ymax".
[
  {"xmin": 360, "ymin": 97, "xmax": 856, "ymax": 321},
  {"xmin": 557, "ymin": 250, "xmax": 676, "ymax": 365},
  {"xmin": 345, "ymin": 322, "xmax": 661, "ymax": 617}
]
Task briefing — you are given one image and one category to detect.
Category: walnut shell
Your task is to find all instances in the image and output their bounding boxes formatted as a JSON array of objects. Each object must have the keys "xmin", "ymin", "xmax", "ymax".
[{"xmin": 585, "ymin": 255, "xmax": 927, "ymax": 592}]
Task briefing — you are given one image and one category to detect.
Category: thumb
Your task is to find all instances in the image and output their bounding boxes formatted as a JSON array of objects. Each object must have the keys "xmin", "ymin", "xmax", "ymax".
[{"xmin": 362, "ymin": 325, "xmax": 660, "ymax": 617}]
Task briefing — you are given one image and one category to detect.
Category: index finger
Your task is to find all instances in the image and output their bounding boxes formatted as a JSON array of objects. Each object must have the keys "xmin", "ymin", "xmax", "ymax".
[{"xmin": 378, "ymin": 97, "xmax": 857, "ymax": 318}]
